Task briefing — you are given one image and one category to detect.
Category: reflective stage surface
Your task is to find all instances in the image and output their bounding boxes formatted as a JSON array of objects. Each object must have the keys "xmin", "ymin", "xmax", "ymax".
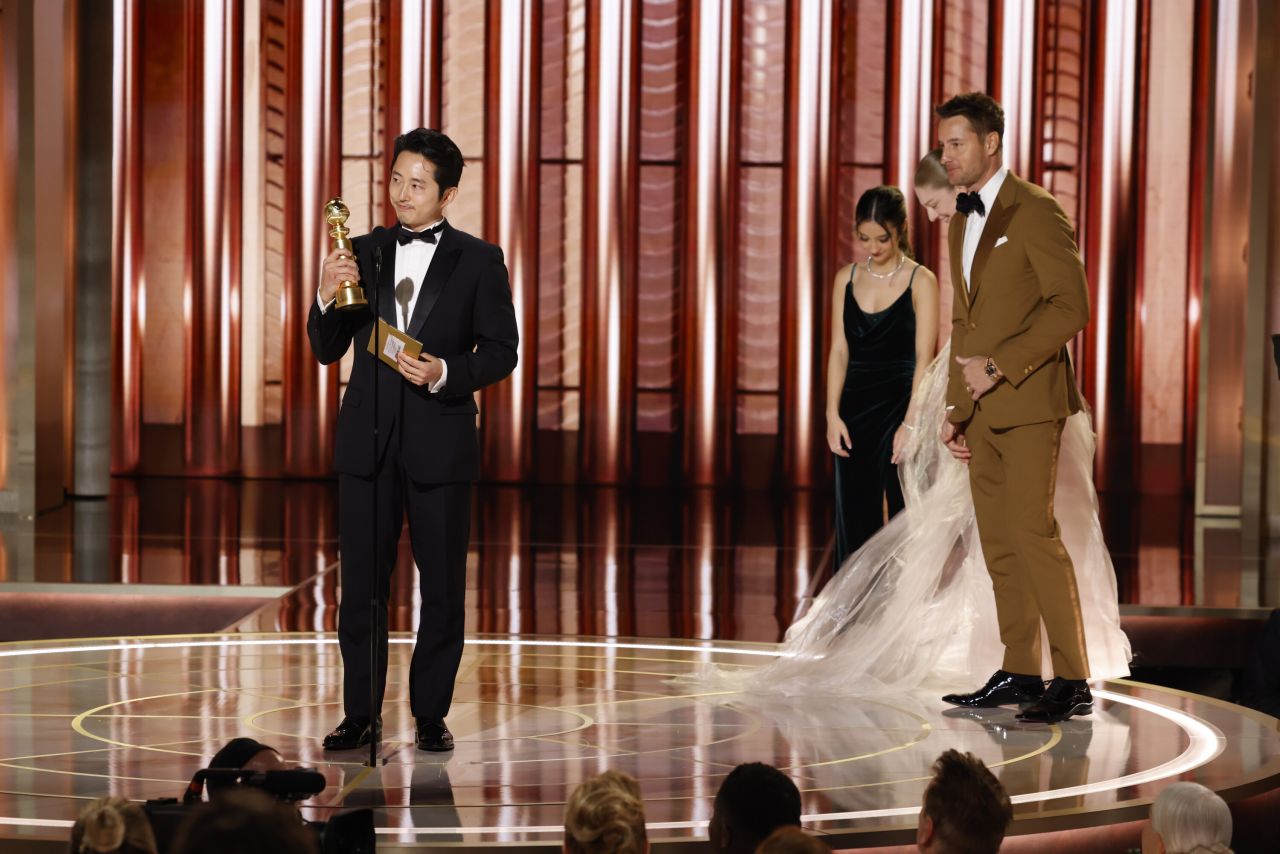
[
  {"xmin": 4, "ymin": 482, "xmax": 1277, "ymax": 646},
  {"xmin": 2, "ymin": 633, "xmax": 1278, "ymax": 851}
]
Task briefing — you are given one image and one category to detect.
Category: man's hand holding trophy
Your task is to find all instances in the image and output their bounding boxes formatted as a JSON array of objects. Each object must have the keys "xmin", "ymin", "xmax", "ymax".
[{"xmin": 321, "ymin": 198, "xmax": 368, "ymax": 310}]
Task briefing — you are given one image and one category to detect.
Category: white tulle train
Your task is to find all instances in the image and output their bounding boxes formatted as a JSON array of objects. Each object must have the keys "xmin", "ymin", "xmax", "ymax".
[{"xmin": 693, "ymin": 342, "xmax": 1131, "ymax": 697}]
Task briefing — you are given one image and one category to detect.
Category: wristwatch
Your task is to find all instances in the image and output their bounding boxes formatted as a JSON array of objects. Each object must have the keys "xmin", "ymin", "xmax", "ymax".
[{"xmin": 984, "ymin": 357, "xmax": 1001, "ymax": 381}]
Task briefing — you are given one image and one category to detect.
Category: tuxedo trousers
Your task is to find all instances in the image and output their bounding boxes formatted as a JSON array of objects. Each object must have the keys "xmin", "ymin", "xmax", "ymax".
[
  {"xmin": 337, "ymin": 421, "xmax": 471, "ymax": 722},
  {"xmin": 966, "ymin": 409, "xmax": 1090, "ymax": 680}
]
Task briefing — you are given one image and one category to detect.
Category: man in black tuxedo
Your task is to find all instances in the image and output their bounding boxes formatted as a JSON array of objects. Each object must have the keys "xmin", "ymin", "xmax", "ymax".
[{"xmin": 308, "ymin": 128, "xmax": 518, "ymax": 752}]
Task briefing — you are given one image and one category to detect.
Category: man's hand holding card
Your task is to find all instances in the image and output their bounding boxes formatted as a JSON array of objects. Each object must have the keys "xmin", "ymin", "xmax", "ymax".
[
  {"xmin": 397, "ymin": 350, "xmax": 443, "ymax": 387},
  {"xmin": 366, "ymin": 318, "xmax": 443, "ymax": 388},
  {"xmin": 368, "ymin": 318, "xmax": 422, "ymax": 367}
]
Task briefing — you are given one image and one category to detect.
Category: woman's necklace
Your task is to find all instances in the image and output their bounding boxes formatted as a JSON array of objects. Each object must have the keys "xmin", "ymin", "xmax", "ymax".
[{"xmin": 866, "ymin": 253, "xmax": 905, "ymax": 280}]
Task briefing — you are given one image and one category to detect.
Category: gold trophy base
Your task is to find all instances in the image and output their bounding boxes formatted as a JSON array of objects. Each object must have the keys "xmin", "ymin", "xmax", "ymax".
[{"xmin": 335, "ymin": 283, "xmax": 368, "ymax": 310}]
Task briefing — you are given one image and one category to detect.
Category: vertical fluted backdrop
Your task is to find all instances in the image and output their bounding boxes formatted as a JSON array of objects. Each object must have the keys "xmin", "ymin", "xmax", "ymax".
[{"xmin": 102, "ymin": 0, "xmax": 1216, "ymax": 492}]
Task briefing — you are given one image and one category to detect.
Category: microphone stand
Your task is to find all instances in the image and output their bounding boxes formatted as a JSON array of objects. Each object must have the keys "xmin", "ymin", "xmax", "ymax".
[{"xmin": 367, "ymin": 240, "xmax": 384, "ymax": 770}]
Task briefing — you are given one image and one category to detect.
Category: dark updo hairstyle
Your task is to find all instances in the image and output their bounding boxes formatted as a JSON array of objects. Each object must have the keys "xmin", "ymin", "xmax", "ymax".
[{"xmin": 855, "ymin": 186, "xmax": 913, "ymax": 260}]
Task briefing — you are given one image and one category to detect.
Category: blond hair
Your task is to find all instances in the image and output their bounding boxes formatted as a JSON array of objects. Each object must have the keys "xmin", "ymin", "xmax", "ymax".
[
  {"xmin": 1150, "ymin": 783, "xmax": 1233, "ymax": 854},
  {"xmin": 564, "ymin": 770, "xmax": 647, "ymax": 854},
  {"xmin": 69, "ymin": 797, "xmax": 158, "ymax": 854},
  {"xmin": 914, "ymin": 148, "xmax": 950, "ymax": 190}
]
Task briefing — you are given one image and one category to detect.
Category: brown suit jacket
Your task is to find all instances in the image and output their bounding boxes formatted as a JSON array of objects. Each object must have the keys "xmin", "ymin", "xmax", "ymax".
[{"xmin": 946, "ymin": 172, "xmax": 1088, "ymax": 428}]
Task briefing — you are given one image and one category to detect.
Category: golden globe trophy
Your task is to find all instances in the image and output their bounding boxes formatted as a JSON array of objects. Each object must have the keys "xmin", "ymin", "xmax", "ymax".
[{"xmin": 323, "ymin": 197, "xmax": 368, "ymax": 310}]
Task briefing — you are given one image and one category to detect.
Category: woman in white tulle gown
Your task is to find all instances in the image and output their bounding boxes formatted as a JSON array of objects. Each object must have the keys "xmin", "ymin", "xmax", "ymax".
[{"xmin": 696, "ymin": 152, "xmax": 1130, "ymax": 698}]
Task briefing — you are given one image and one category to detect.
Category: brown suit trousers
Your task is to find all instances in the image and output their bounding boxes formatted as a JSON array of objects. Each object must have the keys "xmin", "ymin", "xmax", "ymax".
[{"xmin": 947, "ymin": 172, "xmax": 1091, "ymax": 680}]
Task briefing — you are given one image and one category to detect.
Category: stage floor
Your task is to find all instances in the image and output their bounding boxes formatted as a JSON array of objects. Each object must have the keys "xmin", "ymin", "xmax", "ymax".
[{"xmin": 2, "ymin": 633, "xmax": 1278, "ymax": 851}]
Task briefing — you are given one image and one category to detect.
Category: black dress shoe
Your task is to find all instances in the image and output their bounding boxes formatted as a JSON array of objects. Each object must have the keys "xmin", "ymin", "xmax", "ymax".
[
  {"xmin": 322, "ymin": 716, "xmax": 381, "ymax": 750},
  {"xmin": 1016, "ymin": 678, "xmax": 1092, "ymax": 723},
  {"xmin": 415, "ymin": 718, "xmax": 455, "ymax": 752},
  {"xmin": 941, "ymin": 670, "xmax": 1046, "ymax": 708}
]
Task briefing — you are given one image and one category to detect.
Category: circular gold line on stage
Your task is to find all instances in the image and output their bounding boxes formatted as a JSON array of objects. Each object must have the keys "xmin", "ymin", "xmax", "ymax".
[
  {"xmin": 0, "ymin": 633, "xmax": 1267, "ymax": 844},
  {"xmin": 244, "ymin": 700, "xmax": 596, "ymax": 744}
]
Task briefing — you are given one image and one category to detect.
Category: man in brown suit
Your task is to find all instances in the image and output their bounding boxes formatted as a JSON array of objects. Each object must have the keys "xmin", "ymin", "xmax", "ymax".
[{"xmin": 934, "ymin": 93, "xmax": 1093, "ymax": 723}]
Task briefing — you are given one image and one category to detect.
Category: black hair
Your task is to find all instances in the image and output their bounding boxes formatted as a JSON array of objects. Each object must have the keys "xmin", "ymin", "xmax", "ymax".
[
  {"xmin": 392, "ymin": 128, "xmax": 466, "ymax": 193},
  {"xmin": 714, "ymin": 763, "xmax": 802, "ymax": 849},
  {"xmin": 854, "ymin": 186, "xmax": 913, "ymax": 259},
  {"xmin": 169, "ymin": 789, "xmax": 317, "ymax": 854},
  {"xmin": 935, "ymin": 92, "xmax": 1005, "ymax": 148}
]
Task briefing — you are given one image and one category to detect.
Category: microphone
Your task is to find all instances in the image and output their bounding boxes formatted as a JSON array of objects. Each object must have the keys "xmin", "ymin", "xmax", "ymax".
[{"xmin": 370, "ymin": 226, "xmax": 386, "ymax": 280}]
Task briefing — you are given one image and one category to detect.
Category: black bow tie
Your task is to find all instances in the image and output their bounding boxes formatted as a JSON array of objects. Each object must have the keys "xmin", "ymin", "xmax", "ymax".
[
  {"xmin": 956, "ymin": 192, "xmax": 985, "ymax": 217},
  {"xmin": 397, "ymin": 223, "xmax": 444, "ymax": 245}
]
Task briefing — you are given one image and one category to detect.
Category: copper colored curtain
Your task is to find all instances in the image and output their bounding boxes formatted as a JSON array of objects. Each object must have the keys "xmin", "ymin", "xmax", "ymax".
[
  {"xmin": 184, "ymin": 0, "xmax": 243, "ymax": 475},
  {"xmin": 111, "ymin": 0, "xmax": 144, "ymax": 474},
  {"xmin": 280, "ymin": 0, "xmax": 342, "ymax": 477},
  {"xmin": 102, "ymin": 0, "xmax": 1206, "ymax": 496}
]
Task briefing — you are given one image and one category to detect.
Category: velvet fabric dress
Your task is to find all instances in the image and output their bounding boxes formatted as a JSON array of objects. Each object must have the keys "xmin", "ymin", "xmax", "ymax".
[{"xmin": 834, "ymin": 266, "xmax": 918, "ymax": 565}]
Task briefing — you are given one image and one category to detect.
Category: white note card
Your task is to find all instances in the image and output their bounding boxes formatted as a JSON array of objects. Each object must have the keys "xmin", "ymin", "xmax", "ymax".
[{"xmin": 382, "ymin": 334, "xmax": 405, "ymax": 361}]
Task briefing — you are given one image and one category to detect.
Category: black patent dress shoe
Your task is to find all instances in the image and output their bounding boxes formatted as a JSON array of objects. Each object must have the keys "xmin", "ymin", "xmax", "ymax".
[
  {"xmin": 1016, "ymin": 678, "xmax": 1092, "ymax": 723},
  {"xmin": 322, "ymin": 716, "xmax": 381, "ymax": 750},
  {"xmin": 941, "ymin": 670, "xmax": 1046, "ymax": 708},
  {"xmin": 415, "ymin": 718, "xmax": 455, "ymax": 752}
]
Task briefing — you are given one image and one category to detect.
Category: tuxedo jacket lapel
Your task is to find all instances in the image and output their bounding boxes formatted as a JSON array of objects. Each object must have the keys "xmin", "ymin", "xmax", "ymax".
[
  {"xmin": 950, "ymin": 214, "xmax": 968, "ymax": 309},
  {"xmin": 968, "ymin": 178, "xmax": 1020, "ymax": 307},
  {"xmin": 407, "ymin": 221, "xmax": 462, "ymax": 340}
]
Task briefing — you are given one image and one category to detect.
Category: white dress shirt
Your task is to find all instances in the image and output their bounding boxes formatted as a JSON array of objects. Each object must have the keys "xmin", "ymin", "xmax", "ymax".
[
  {"xmin": 318, "ymin": 219, "xmax": 448, "ymax": 392},
  {"xmin": 391, "ymin": 219, "xmax": 441, "ymax": 330},
  {"xmin": 961, "ymin": 167, "xmax": 1009, "ymax": 290}
]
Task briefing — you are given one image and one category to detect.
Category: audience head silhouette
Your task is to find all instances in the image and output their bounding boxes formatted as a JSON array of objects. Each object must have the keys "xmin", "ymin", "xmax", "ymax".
[
  {"xmin": 709, "ymin": 762, "xmax": 802, "ymax": 854},
  {"xmin": 205, "ymin": 737, "xmax": 287, "ymax": 797},
  {"xmin": 755, "ymin": 825, "xmax": 832, "ymax": 853},
  {"xmin": 563, "ymin": 770, "xmax": 648, "ymax": 854},
  {"xmin": 916, "ymin": 750, "xmax": 1011, "ymax": 854},
  {"xmin": 169, "ymin": 788, "xmax": 317, "ymax": 854},
  {"xmin": 69, "ymin": 797, "xmax": 157, "ymax": 854},
  {"xmin": 1142, "ymin": 782, "xmax": 1233, "ymax": 854}
]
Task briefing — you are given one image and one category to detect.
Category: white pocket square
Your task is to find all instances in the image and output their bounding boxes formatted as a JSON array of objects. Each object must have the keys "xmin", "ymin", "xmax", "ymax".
[{"xmin": 994, "ymin": 235, "xmax": 1009, "ymax": 248}]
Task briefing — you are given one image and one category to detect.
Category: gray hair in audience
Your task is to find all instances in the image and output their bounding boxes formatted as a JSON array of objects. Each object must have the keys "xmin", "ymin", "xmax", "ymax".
[{"xmin": 1150, "ymin": 782, "xmax": 1233, "ymax": 854}]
